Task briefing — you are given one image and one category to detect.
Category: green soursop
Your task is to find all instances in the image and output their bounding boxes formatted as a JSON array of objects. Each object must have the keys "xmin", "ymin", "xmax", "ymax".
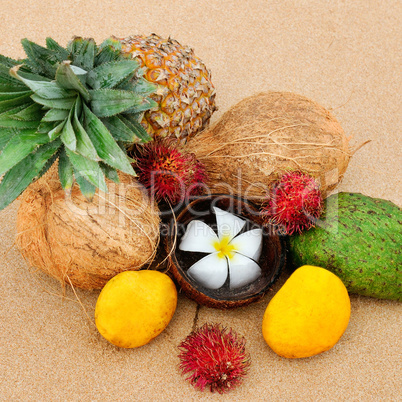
[{"xmin": 289, "ymin": 192, "xmax": 401, "ymax": 301}]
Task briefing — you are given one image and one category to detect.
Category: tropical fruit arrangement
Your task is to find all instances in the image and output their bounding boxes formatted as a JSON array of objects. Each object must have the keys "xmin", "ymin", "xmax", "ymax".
[{"xmin": 0, "ymin": 34, "xmax": 401, "ymax": 394}]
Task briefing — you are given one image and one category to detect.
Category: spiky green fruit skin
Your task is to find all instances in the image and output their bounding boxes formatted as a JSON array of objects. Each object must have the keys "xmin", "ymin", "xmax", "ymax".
[{"xmin": 289, "ymin": 192, "xmax": 402, "ymax": 301}]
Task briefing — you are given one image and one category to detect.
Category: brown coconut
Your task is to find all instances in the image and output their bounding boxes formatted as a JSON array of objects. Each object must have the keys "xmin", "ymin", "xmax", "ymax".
[
  {"xmin": 185, "ymin": 92, "xmax": 353, "ymax": 202},
  {"xmin": 16, "ymin": 165, "xmax": 160, "ymax": 290},
  {"xmin": 165, "ymin": 195, "xmax": 285, "ymax": 309}
]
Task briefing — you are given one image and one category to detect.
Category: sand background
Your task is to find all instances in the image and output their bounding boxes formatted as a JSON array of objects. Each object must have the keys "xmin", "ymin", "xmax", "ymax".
[{"xmin": 0, "ymin": 1, "xmax": 401, "ymax": 400}]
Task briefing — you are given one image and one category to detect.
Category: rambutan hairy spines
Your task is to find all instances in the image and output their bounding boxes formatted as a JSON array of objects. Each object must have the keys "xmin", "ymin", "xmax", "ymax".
[
  {"xmin": 188, "ymin": 157, "xmax": 208, "ymax": 196},
  {"xmin": 130, "ymin": 139, "xmax": 207, "ymax": 205},
  {"xmin": 178, "ymin": 323, "xmax": 251, "ymax": 394},
  {"xmin": 261, "ymin": 171, "xmax": 324, "ymax": 235}
]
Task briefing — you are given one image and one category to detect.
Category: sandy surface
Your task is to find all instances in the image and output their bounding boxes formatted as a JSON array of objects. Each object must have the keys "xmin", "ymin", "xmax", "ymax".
[{"xmin": 0, "ymin": 1, "xmax": 401, "ymax": 400}]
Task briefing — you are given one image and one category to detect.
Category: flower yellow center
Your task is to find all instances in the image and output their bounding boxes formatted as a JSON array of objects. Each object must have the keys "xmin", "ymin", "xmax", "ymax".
[{"xmin": 213, "ymin": 236, "xmax": 236, "ymax": 259}]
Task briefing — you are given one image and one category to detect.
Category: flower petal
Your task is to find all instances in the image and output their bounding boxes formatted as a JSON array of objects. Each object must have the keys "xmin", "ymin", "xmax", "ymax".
[
  {"xmin": 229, "ymin": 228, "xmax": 263, "ymax": 261},
  {"xmin": 213, "ymin": 207, "xmax": 246, "ymax": 241},
  {"xmin": 187, "ymin": 252, "xmax": 228, "ymax": 289},
  {"xmin": 179, "ymin": 220, "xmax": 219, "ymax": 253},
  {"xmin": 228, "ymin": 253, "xmax": 262, "ymax": 289}
]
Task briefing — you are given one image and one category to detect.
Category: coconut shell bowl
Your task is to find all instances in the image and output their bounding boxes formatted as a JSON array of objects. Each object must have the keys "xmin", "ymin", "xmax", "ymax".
[{"xmin": 165, "ymin": 195, "xmax": 286, "ymax": 309}]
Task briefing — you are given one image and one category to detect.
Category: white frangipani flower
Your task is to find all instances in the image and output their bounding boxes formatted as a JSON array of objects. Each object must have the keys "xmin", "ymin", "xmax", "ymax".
[{"xmin": 179, "ymin": 207, "xmax": 263, "ymax": 289}]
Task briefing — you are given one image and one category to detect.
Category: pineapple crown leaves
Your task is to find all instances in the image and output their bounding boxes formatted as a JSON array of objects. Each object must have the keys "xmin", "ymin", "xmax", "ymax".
[{"xmin": 0, "ymin": 36, "xmax": 158, "ymax": 210}]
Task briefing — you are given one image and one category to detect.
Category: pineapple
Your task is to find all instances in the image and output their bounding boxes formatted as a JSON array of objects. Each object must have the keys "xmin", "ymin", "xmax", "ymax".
[
  {"xmin": 117, "ymin": 34, "xmax": 217, "ymax": 141},
  {"xmin": 0, "ymin": 36, "xmax": 158, "ymax": 210}
]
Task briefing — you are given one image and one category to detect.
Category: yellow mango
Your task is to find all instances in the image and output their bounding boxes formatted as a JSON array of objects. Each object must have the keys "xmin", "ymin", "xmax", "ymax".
[
  {"xmin": 95, "ymin": 270, "xmax": 177, "ymax": 348},
  {"xmin": 262, "ymin": 265, "xmax": 350, "ymax": 358}
]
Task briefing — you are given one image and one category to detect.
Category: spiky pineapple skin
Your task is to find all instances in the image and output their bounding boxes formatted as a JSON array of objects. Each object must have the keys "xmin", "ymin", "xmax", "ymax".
[
  {"xmin": 118, "ymin": 34, "xmax": 217, "ymax": 141},
  {"xmin": 289, "ymin": 192, "xmax": 402, "ymax": 301}
]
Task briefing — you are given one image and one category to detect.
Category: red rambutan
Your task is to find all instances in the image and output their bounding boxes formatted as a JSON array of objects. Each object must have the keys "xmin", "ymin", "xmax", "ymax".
[
  {"xmin": 178, "ymin": 323, "xmax": 251, "ymax": 394},
  {"xmin": 131, "ymin": 139, "xmax": 207, "ymax": 205},
  {"xmin": 261, "ymin": 171, "xmax": 324, "ymax": 235}
]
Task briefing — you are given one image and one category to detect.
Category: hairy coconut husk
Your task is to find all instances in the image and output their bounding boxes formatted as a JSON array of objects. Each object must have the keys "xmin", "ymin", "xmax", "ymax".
[
  {"xmin": 185, "ymin": 92, "xmax": 354, "ymax": 202},
  {"xmin": 16, "ymin": 165, "xmax": 160, "ymax": 290}
]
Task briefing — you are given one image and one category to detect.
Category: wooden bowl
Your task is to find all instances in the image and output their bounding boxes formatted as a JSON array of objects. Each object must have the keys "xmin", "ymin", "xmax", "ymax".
[{"xmin": 165, "ymin": 195, "xmax": 285, "ymax": 309}]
